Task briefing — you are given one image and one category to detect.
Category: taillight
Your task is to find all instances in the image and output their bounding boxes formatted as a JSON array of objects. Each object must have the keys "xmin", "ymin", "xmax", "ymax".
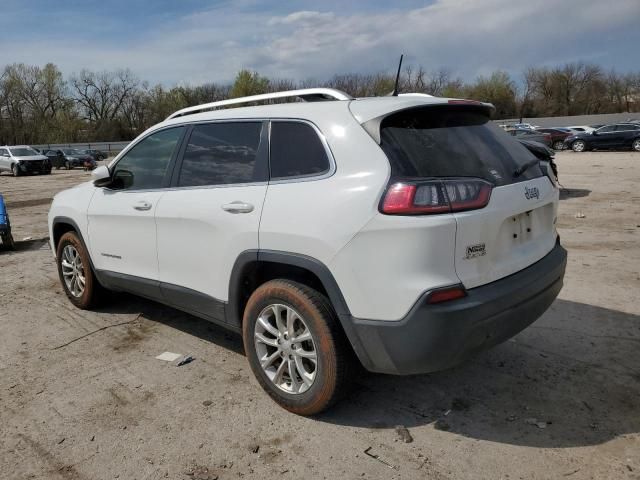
[{"xmin": 381, "ymin": 178, "xmax": 492, "ymax": 215}]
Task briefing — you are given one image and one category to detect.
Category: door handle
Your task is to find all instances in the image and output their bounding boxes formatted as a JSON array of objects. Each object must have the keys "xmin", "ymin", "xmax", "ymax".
[
  {"xmin": 133, "ymin": 200, "xmax": 152, "ymax": 211},
  {"xmin": 221, "ymin": 201, "xmax": 254, "ymax": 214}
]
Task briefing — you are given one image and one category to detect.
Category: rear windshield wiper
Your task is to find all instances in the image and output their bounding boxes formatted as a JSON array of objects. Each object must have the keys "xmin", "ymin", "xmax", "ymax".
[{"xmin": 513, "ymin": 159, "xmax": 539, "ymax": 178}]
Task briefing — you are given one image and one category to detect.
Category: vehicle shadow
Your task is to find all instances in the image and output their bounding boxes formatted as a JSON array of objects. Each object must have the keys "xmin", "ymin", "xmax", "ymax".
[
  {"xmin": 94, "ymin": 292, "xmax": 245, "ymax": 355},
  {"xmin": 93, "ymin": 294, "xmax": 639, "ymax": 448},
  {"xmin": 318, "ymin": 299, "xmax": 640, "ymax": 448},
  {"xmin": 560, "ymin": 188, "xmax": 591, "ymax": 200}
]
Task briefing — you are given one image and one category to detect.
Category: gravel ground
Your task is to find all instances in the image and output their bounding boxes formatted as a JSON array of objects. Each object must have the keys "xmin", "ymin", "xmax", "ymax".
[{"xmin": 0, "ymin": 152, "xmax": 639, "ymax": 480}]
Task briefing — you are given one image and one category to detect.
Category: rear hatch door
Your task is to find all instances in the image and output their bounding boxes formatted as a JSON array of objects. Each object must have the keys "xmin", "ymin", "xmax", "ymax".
[{"xmin": 376, "ymin": 104, "xmax": 558, "ymax": 289}]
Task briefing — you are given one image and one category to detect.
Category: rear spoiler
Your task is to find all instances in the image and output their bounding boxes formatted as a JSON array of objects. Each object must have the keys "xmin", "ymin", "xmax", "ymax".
[{"xmin": 361, "ymin": 100, "xmax": 495, "ymax": 144}]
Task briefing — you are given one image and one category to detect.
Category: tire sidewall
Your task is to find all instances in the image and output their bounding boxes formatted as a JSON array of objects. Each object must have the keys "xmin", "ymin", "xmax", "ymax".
[
  {"xmin": 242, "ymin": 281, "xmax": 338, "ymax": 415},
  {"xmin": 56, "ymin": 232, "xmax": 96, "ymax": 309},
  {"xmin": 632, "ymin": 139, "xmax": 640, "ymax": 152}
]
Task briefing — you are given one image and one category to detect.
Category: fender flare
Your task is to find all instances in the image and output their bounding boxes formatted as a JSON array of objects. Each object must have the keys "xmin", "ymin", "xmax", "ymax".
[
  {"xmin": 51, "ymin": 216, "xmax": 96, "ymax": 271},
  {"xmin": 227, "ymin": 249, "xmax": 370, "ymax": 365}
]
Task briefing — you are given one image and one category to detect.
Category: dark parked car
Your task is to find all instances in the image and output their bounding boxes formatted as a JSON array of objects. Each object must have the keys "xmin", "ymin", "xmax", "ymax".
[
  {"xmin": 564, "ymin": 123, "xmax": 640, "ymax": 152},
  {"xmin": 83, "ymin": 149, "xmax": 107, "ymax": 161},
  {"xmin": 44, "ymin": 149, "xmax": 97, "ymax": 170},
  {"xmin": 506, "ymin": 128, "xmax": 552, "ymax": 147},
  {"xmin": 536, "ymin": 128, "xmax": 572, "ymax": 150}
]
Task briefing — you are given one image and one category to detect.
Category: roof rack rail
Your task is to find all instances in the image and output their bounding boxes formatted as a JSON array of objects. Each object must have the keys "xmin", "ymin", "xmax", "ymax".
[{"xmin": 166, "ymin": 88, "xmax": 353, "ymax": 120}]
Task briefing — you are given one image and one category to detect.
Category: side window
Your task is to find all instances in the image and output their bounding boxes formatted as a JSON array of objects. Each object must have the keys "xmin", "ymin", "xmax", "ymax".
[
  {"xmin": 177, "ymin": 122, "xmax": 265, "ymax": 187},
  {"xmin": 269, "ymin": 121, "xmax": 330, "ymax": 180},
  {"xmin": 113, "ymin": 127, "xmax": 184, "ymax": 190},
  {"xmin": 0, "ymin": 148, "xmax": 8, "ymax": 157},
  {"xmin": 598, "ymin": 126, "xmax": 614, "ymax": 133}
]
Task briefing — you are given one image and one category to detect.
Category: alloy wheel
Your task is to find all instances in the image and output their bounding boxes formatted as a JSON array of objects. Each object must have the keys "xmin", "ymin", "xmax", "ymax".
[
  {"xmin": 632, "ymin": 139, "xmax": 640, "ymax": 152},
  {"xmin": 61, "ymin": 244, "xmax": 85, "ymax": 297},
  {"xmin": 572, "ymin": 141, "xmax": 585, "ymax": 152},
  {"xmin": 254, "ymin": 304, "xmax": 317, "ymax": 394}
]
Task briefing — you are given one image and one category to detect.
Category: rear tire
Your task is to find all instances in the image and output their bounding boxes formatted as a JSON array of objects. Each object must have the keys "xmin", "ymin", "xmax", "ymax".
[
  {"xmin": 242, "ymin": 279, "xmax": 353, "ymax": 415},
  {"xmin": 632, "ymin": 139, "xmax": 640, "ymax": 152},
  {"xmin": 56, "ymin": 231, "xmax": 102, "ymax": 309},
  {"xmin": 553, "ymin": 141, "xmax": 564, "ymax": 150}
]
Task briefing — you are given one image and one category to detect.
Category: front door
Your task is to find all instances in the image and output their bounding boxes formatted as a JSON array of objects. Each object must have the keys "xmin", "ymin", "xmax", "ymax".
[
  {"xmin": 87, "ymin": 126, "xmax": 185, "ymax": 298},
  {"xmin": 591, "ymin": 125, "xmax": 618, "ymax": 148},
  {"xmin": 0, "ymin": 148, "xmax": 10, "ymax": 171},
  {"xmin": 155, "ymin": 121, "xmax": 268, "ymax": 323}
]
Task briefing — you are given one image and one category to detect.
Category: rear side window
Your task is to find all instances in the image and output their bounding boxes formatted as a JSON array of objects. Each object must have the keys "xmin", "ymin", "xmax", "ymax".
[
  {"xmin": 380, "ymin": 107, "xmax": 542, "ymax": 185},
  {"xmin": 178, "ymin": 122, "xmax": 265, "ymax": 187},
  {"xmin": 269, "ymin": 122, "xmax": 330, "ymax": 180}
]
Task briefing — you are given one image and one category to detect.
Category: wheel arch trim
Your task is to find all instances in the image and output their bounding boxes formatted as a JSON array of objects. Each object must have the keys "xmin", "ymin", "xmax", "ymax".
[{"xmin": 51, "ymin": 216, "xmax": 96, "ymax": 271}]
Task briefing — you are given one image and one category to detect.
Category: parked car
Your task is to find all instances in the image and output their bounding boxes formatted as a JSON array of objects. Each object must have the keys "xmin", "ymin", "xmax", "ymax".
[
  {"xmin": 83, "ymin": 149, "xmax": 107, "ymax": 161},
  {"xmin": 564, "ymin": 123, "xmax": 640, "ymax": 152},
  {"xmin": 566, "ymin": 125, "xmax": 595, "ymax": 134},
  {"xmin": 536, "ymin": 128, "xmax": 573, "ymax": 150},
  {"xmin": 517, "ymin": 139, "xmax": 559, "ymax": 182},
  {"xmin": 44, "ymin": 149, "xmax": 97, "ymax": 170},
  {"xmin": 0, "ymin": 193, "xmax": 15, "ymax": 249},
  {"xmin": 506, "ymin": 128, "xmax": 552, "ymax": 147},
  {"xmin": 511, "ymin": 123, "xmax": 538, "ymax": 130},
  {"xmin": 49, "ymin": 89, "xmax": 567, "ymax": 415},
  {"xmin": 0, "ymin": 145, "xmax": 52, "ymax": 176}
]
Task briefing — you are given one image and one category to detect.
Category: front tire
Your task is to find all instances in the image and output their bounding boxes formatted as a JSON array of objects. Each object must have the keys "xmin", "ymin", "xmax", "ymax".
[
  {"xmin": 572, "ymin": 140, "xmax": 587, "ymax": 152},
  {"xmin": 242, "ymin": 280, "xmax": 352, "ymax": 415},
  {"xmin": 11, "ymin": 164, "xmax": 20, "ymax": 177},
  {"xmin": 64, "ymin": 160, "xmax": 71, "ymax": 170},
  {"xmin": 56, "ymin": 231, "xmax": 101, "ymax": 309},
  {"xmin": 632, "ymin": 139, "xmax": 640, "ymax": 152}
]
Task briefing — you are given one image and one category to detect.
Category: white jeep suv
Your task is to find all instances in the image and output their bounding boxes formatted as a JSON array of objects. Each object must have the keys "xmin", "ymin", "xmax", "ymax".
[{"xmin": 48, "ymin": 89, "xmax": 567, "ymax": 415}]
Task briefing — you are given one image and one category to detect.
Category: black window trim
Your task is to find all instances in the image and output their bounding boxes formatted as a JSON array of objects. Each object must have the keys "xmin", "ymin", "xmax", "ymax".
[
  {"xmin": 105, "ymin": 125, "xmax": 187, "ymax": 193},
  {"xmin": 267, "ymin": 118, "xmax": 336, "ymax": 185}
]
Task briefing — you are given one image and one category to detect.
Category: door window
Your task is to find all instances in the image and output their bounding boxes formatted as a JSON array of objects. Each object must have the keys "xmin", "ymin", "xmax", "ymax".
[
  {"xmin": 597, "ymin": 125, "xmax": 615, "ymax": 133},
  {"xmin": 269, "ymin": 121, "xmax": 330, "ymax": 180},
  {"xmin": 177, "ymin": 122, "xmax": 265, "ymax": 187},
  {"xmin": 112, "ymin": 127, "xmax": 184, "ymax": 190}
]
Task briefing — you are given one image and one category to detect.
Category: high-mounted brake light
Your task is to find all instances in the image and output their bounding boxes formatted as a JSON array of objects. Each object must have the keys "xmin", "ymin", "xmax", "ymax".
[
  {"xmin": 448, "ymin": 99, "xmax": 484, "ymax": 106},
  {"xmin": 381, "ymin": 179, "xmax": 492, "ymax": 215},
  {"xmin": 427, "ymin": 286, "xmax": 467, "ymax": 304}
]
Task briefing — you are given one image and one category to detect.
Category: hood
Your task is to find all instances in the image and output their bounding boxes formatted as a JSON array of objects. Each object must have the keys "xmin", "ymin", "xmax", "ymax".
[{"xmin": 13, "ymin": 155, "xmax": 49, "ymax": 161}]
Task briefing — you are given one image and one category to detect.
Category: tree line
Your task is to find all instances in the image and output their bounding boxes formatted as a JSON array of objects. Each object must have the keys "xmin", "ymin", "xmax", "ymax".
[{"xmin": 1, "ymin": 62, "xmax": 638, "ymax": 145}]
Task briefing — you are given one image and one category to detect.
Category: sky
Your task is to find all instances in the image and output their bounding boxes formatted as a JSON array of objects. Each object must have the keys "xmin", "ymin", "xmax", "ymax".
[{"xmin": 1, "ymin": 0, "xmax": 639, "ymax": 86}]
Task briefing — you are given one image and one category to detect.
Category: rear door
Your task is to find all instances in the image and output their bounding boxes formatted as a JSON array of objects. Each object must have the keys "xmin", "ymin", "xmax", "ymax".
[
  {"xmin": 155, "ymin": 121, "xmax": 268, "ymax": 323},
  {"xmin": 379, "ymin": 106, "xmax": 558, "ymax": 289},
  {"xmin": 614, "ymin": 124, "xmax": 640, "ymax": 147}
]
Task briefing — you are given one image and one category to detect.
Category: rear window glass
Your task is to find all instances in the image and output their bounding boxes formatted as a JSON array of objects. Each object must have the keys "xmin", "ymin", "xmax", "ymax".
[
  {"xmin": 380, "ymin": 107, "xmax": 542, "ymax": 185},
  {"xmin": 269, "ymin": 122, "xmax": 330, "ymax": 180}
]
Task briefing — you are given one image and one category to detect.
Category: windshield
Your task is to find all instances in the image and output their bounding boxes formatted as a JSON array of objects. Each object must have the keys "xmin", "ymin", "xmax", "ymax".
[
  {"xmin": 380, "ymin": 106, "xmax": 542, "ymax": 186},
  {"xmin": 9, "ymin": 147, "xmax": 39, "ymax": 157}
]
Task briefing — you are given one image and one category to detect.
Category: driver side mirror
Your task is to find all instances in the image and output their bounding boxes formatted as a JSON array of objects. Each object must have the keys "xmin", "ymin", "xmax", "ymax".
[
  {"xmin": 92, "ymin": 165, "xmax": 112, "ymax": 187},
  {"xmin": 591, "ymin": 130, "xmax": 598, "ymax": 135}
]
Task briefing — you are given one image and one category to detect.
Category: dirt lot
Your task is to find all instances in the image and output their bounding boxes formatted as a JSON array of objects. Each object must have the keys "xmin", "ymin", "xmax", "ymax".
[{"xmin": 1, "ymin": 152, "xmax": 639, "ymax": 480}]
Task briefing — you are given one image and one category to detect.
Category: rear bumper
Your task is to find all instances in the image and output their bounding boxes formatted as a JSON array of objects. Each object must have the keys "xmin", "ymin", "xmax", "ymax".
[{"xmin": 344, "ymin": 241, "xmax": 567, "ymax": 375}]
